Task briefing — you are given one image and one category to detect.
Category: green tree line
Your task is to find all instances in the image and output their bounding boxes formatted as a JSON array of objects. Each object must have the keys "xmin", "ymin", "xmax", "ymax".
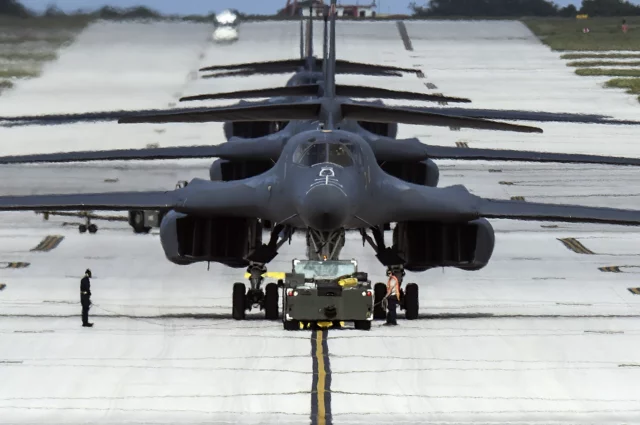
[{"xmin": 411, "ymin": 0, "xmax": 640, "ymax": 17}]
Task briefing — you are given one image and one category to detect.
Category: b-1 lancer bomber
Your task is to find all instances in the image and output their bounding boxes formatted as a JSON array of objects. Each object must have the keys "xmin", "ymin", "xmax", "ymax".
[{"xmin": 3, "ymin": 1, "xmax": 640, "ymax": 324}]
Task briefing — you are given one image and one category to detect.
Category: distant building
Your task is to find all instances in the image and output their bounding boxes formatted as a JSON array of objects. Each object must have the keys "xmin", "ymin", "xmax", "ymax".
[{"xmin": 282, "ymin": 0, "xmax": 377, "ymax": 18}]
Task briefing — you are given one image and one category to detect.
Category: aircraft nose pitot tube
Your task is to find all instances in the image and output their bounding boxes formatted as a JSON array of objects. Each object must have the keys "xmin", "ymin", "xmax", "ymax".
[{"xmin": 297, "ymin": 185, "xmax": 350, "ymax": 231}]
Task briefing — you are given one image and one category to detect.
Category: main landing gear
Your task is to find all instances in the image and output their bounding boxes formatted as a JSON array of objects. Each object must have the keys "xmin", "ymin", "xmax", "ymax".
[
  {"xmin": 232, "ymin": 225, "xmax": 292, "ymax": 321},
  {"xmin": 372, "ymin": 266, "xmax": 419, "ymax": 321},
  {"xmin": 361, "ymin": 227, "xmax": 420, "ymax": 321},
  {"xmin": 232, "ymin": 264, "xmax": 280, "ymax": 320},
  {"xmin": 77, "ymin": 212, "xmax": 98, "ymax": 234}
]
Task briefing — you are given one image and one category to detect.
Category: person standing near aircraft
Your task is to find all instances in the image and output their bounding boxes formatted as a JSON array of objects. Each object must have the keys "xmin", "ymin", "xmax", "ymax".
[
  {"xmin": 80, "ymin": 269, "xmax": 93, "ymax": 327},
  {"xmin": 385, "ymin": 270, "xmax": 401, "ymax": 326}
]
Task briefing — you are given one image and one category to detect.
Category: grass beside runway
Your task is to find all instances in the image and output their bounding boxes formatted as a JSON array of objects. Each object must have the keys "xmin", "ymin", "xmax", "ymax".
[
  {"xmin": 523, "ymin": 17, "xmax": 640, "ymax": 51},
  {"xmin": 0, "ymin": 16, "xmax": 90, "ymax": 96},
  {"xmin": 567, "ymin": 60, "xmax": 640, "ymax": 67},
  {"xmin": 524, "ymin": 18, "xmax": 640, "ymax": 104},
  {"xmin": 605, "ymin": 78, "xmax": 640, "ymax": 100},
  {"xmin": 575, "ymin": 68, "xmax": 640, "ymax": 77},
  {"xmin": 562, "ymin": 53, "xmax": 640, "ymax": 60}
]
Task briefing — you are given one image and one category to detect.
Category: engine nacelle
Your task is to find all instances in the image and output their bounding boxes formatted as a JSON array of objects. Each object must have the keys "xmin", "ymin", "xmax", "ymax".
[
  {"xmin": 160, "ymin": 210, "xmax": 262, "ymax": 267},
  {"xmin": 209, "ymin": 159, "xmax": 274, "ymax": 181},
  {"xmin": 223, "ymin": 121, "xmax": 288, "ymax": 140},
  {"xmin": 380, "ymin": 159, "xmax": 439, "ymax": 187},
  {"xmin": 393, "ymin": 218, "xmax": 495, "ymax": 271},
  {"xmin": 358, "ymin": 121, "xmax": 398, "ymax": 139}
]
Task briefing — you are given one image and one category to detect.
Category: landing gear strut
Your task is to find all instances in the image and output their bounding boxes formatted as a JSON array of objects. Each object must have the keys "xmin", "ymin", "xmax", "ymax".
[
  {"xmin": 77, "ymin": 212, "xmax": 98, "ymax": 234},
  {"xmin": 232, "ymin": 225, "xmax": 293, "ymax": 321},
  {"xmin": 362, "ymin": 226, "xmax": 419, "ymax": 320}
]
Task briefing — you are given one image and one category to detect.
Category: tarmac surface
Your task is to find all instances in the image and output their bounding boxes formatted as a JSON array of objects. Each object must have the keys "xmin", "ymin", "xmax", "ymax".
[{"xmin": 0, "ymin": 19, "xmax": 640, "ymax": 425}]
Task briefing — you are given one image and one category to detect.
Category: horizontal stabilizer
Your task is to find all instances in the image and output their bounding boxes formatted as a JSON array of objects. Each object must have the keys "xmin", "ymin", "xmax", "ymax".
[
  {"xmin": 406, "ymin": 106, "xmax": 640, "ymax": 125},
  {"xmin": 337, "ymin": 85, "xmax": 470, "ymax": 103},
  {"xmin": 199, "ymin": 58, "xmax": 420, "ymax": 75},
  {"xmin": 200, "ymin": 59, "xmax": 306, "ymax": 72},
  {"xmin": 180, "ymin": 85, "xmax": 319, "ymax": 102},
  {"xmin": 0, "ymin": 106, "xmax": 228, "ymax": 127},
  {"xmin": 118, "ymin": 102, "xmax": 322, "ymax": 124},
  {"xmin": 478, "ymin": 198, "xmax": 640, "ymax": 226},
  {"xmin": 341, "ymin": 103, "xmax": 543, "ymax": 133},
  {"xmin": 0, "ymin": 140, "xmax": 284, "ymax": 164},
  {"xmin": 180, "ymin": 84, "xmax": 471, "ymax": 104},
  {"xmin": 425, "ymin": 145, "xmax": 640, "ymax": 166},
  {"xmin": 201, "ymin": 68, "xmax": 404, "ymax": 79}
]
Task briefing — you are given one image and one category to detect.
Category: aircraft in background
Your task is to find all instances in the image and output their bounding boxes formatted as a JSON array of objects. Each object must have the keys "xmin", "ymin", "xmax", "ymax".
[
  {"xmin": 3, "ymin": 1, "xmax": 640, "ymax": 323},
  {"xmin": 213, "ymin": 9, "xmax": 239, "ymax": 43}
]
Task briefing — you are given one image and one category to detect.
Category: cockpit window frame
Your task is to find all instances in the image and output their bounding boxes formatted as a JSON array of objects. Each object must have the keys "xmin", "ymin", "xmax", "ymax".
[{"xmin": 292, "ymin": 140, "xmax": 360, "ymax": 168}]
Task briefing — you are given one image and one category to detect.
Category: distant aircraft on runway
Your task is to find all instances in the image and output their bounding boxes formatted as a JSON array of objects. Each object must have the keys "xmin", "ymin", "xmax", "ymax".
[
  {"xmin": 212, "ymin": 9, "xmax": 239, "ymax": 43},
  {"xmin": 2, "ymin": 0, "xmax": 640, "ymax": 325}
]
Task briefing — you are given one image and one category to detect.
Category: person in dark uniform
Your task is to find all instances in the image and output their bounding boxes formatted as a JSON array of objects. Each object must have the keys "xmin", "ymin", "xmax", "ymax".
[{"xmin": 80, "ymin": 269, "xmax": 93, "ymax": 327}]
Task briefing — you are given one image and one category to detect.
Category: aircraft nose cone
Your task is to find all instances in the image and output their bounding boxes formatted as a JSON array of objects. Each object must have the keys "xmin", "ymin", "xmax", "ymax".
[{"xmin": 298, "ymin": 185, "xmax": 350, "ymax": 231}]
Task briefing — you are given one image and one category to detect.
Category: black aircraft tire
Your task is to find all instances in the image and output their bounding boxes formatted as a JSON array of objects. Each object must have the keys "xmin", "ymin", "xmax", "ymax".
[
  {"xmin": 88, "ymin": 224, "xmax": 98, "ymax": 234},
  {"xmin": 79, "ymin": 224, "xmax": 87, "ymax": 234},
  {"xmin": 404, "ymin": 283, "xmax": 419, "ymax": 320},
  {"xmin": 232, "ymin": 282, "xmax": 246, "ymax": 320},
  {"xmin": 354, "ymin": 320, "xmax": 371, "ymax": 331},
  {"xmin": 373, "ymin": 282, "xmax": 387, "ymax": 320},
  {"xmin": 264, "ymin": 283, "xmax": 279, "ymax": 320},
  {"xmin": 283, "ymin": 320, "xmax": 298, "ymax": 331}
]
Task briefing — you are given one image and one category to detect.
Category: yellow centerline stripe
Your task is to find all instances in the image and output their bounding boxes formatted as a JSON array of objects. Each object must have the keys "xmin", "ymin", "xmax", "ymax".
[{"xmin": 316, "ymin": 330, "xmax": 326, "ymax": 425}]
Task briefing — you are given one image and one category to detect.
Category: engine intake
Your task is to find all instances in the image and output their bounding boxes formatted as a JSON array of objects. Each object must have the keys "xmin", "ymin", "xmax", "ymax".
[
  {"xmin": 380, "ymin": 159, "xmax": 439, "ymax": 187},
  {"xmin": 393, "ymin": 219, "xmax": 495, "ymax": 271},
  {"xmin": 160, "ymin": 210, "xmax": 262, "ymax": 267},
  {"xmin": 357, "ymin": 121, "xmax": 397, "ymax": 139},
  {"xmin": 223, "ymin": 121, "xmax": 288, "ymax": 140},
  {"xmin": 209, "ymin": 159, "xmax": 274, "ymax": 181}
]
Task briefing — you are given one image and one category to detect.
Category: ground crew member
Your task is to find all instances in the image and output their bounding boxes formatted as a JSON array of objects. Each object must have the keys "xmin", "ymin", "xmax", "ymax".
[
  {"xmin": 385, "ymin": 270, "xmax": 401, "ymax": 326},
  {"xmin": 80, "ymin": 269, "xmax": 93, "ymax": 327}
]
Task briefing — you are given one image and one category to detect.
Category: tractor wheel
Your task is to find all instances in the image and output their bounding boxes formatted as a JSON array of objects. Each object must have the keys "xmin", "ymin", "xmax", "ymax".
[{"xmin": 264, "ymin": 283, "xmax": 279, "ymax": 320}]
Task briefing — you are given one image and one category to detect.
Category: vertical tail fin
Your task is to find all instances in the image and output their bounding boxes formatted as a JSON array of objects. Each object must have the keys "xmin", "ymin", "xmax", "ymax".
[
  {"xmin": 299, "ymin": 11, "xmax": 304, "ymax": 59},
  {"xmin": 322, "ymin": 5, "xmax": 329, "ymax": 77},
  {"xmin": 326, "ymin": 0, "xmax": 337, "ymax": 100},
  {"xmin": 307, "ymin": 3, "xmax": 314, "ymax": 59}
]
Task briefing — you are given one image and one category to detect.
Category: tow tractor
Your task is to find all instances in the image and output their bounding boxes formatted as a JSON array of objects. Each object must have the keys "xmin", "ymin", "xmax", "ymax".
[{"xmin": 282, "ymin": 258, "xmax": 373, "ymax": 330}]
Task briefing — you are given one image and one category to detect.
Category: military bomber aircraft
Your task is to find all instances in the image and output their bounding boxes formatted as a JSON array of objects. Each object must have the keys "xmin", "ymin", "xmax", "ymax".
[{"xmin": 2, "ymin": 1, "xmax": 640, "ymax": 322}]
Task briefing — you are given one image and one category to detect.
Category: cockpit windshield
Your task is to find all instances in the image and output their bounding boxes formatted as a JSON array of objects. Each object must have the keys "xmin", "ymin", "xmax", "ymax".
[
  {"xmin": 293, "ymin": 142, "xmax": 327, "ymax": 166},
  {"xmin": 293, "ymin": 141, "xmax": 358, "ymax": 167},
  {"xmin": 327, "ymin": 144, "xmax": 353, "ymax": 167}
]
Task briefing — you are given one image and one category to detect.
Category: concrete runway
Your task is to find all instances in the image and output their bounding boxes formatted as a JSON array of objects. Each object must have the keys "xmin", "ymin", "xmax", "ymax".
[{"xmin": 1, "ymin": 19, "xmax": 640, "ymax": 425}]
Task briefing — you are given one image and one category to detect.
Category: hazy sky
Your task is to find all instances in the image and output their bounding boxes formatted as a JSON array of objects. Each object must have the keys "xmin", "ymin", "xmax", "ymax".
[{"xmin": 19, "ymin": 0, "xmax": 640, "ymax": 15}]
